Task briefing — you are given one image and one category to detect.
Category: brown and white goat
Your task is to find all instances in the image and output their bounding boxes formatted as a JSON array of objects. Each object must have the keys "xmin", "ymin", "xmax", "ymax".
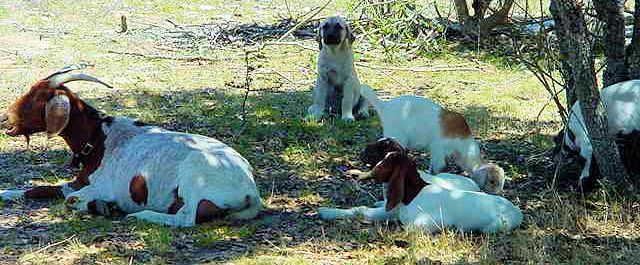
[
  {"xmin": 0, "ymin": 67, "xmax": 262, "ymax": 227},
  {"xmin": 318, "ymin": 152, "xmax": 523, "ymax": 233},
  {"xmin": 359, "ymin": 85, "xmax": 506, "ymax": 190},
  {"xmin": 361, "ymin": 137, "xmax": 505, "ymax": 193}
]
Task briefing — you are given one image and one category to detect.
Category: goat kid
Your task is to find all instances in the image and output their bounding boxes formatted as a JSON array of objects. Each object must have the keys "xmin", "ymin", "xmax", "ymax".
[
  {"xmin": 0, "ymin": 67, "xmax": 261, "ymax": 227},
  {"xmin": 361, "ymin": 137, "xmax": 505, "ymax": 193},
  {"xmin": 318, "ymin": 152, "xmax": 523, "ymax": 233},
  {"xmin": 359, "ymin": 86, "xmax": 505, "ymax": 187},
  {"xmin": 561, "ymin": 80, "xmax": 640, "ymax": 185}
]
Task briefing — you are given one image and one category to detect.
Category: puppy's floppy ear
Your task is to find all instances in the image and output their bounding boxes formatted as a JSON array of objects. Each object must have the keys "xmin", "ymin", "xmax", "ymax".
[
  {"xmin": 385, "ymin": 162, "xmax": 408, "ymax": 211},
  {"xmin": 316, "ymin": 24, "xmax": 323, "ymax": 50},
  {"xmin": 347, "ymin": 23, "xmax": 356, "ymax": 45},
  {"xmin": 45, "ymin": 93, "xmax": 71, "ymax": 138}
]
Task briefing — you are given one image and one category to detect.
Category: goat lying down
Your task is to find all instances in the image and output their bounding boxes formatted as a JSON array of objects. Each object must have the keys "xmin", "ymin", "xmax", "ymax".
[
  {"xmin": 360, "ymin": 85, "xmax": 505, "ymax": 186},
  {"xmin": 318, "ymin": 152, "xmax": 523, "ymax": 233},
  {"xmin": 0, "ymin": 67, "xmax": 261, "ymax": 227},
  {"xmin": 561, "ymin": 80, "xmax": 640, "ymax": 184},
  {"xmin": 361, "ymin": 137, "xmax": 505, "ymax": 193}
]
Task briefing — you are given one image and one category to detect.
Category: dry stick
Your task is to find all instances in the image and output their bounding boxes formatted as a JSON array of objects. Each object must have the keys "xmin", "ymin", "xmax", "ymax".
[
  {"xmin": 107, "ymin": 50, "xmax": 228, "ymax": 62},
  {"xmin": 277, "ymin": 0, "xmax": 333, "ymax": 42},
  {"xmin": 0, "ymin": 48, "xmax": 17, "ymax": 56},
  {"xmin": 29, "ymin": 235, "xmax": 77, "ymax": 257},
  {"xmin": 355, "ymin": 62, "xmax": 485, "ymax": 72},
  {"xmin": 117, "ymin": 15, "xmax": 128, "ymax": 33},
  {"xmin": 263, "ymin": 41, "xmax": 317, "ymax": 51}
]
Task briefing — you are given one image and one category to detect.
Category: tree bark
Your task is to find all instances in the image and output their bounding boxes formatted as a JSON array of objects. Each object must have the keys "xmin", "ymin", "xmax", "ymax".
[
  {"xmin": 551, "ymin": 0, "xmax": 630, "ymax": 189},
  {"xmin": 550, "ymin": 3, "xmax": 578, "ymax": 107},
  {"xmin": 627, "ymin": 0, "xmax": 640, "ymax": 79},
  {"xmin": 453, "ymin": 0, "xmax": 514, "ymax": 37},
  {"xmin": 594, "ymin": 0, "xmax": 629, "ymax": 86},
  {"xmin": 454, "ymin": 0, "xmax": 470, "ymax": 22}
]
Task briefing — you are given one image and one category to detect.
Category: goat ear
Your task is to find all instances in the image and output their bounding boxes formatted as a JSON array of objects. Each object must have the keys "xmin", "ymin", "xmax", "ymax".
[
  {"xmin": 45, "ymin": 94, "xmax": 71, "ymax": 138},
  {"xmin": 385, "ymin": 164, "xmax": 407, "ymax": 211},
  {"xmin": 371, "ymin": 152, "xmax": 398, "ymax": 183}
]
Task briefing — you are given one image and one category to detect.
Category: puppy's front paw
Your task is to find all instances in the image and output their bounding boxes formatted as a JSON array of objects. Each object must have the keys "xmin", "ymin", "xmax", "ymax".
[
  {"xmin": 306, "ymin": 105, "xmax": 324, "ymax": 121},
  {"xmin": 341, "ymin": 115, "xmax": 355, "ymax": 122}
]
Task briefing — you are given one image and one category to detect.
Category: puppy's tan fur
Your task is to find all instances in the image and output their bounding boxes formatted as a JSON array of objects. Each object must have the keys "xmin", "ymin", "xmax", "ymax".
[{"xmin": 307, "ymin": 16, "xmax": 368, "ymax": 121}]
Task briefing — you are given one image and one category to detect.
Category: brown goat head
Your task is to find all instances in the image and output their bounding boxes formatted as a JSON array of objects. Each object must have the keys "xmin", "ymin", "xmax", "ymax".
[
  {"xmin": 1, "ymin": 66, "xmax": 112, "ymax": 139},
  {"xmin": 361, "ymin": 137, "xmax": 405, "ymax": 169},
  {"xmin": 365, "ymin": 151, "xmax": 426, "ymax": 211}
]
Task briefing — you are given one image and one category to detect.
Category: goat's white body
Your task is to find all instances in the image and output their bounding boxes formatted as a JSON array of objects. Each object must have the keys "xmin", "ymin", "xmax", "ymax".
[
  {"xmin": 372, "ymin": 170, "xmax": 480, "ymax": 207},
  {"xmin": 419, "ymin": 171, "xmax": 481, "ymax": 192},
  {"xmin": 318, "ymin": 185, "xmax": 522, "ymax": 233},
  {"xmin": 397, "ymin": 185, "xmax": 522, "ymax": 232},
  {"xmin": 564, "ymin": 80, "xmax": 640, "ymax": 181},
  {"xmin": 360, "ymin": 85, "xmax": 482, "ymax": 174},
  {"xmin": 54, "ymin": 117, "xmax": 260, "ymax": 227}
]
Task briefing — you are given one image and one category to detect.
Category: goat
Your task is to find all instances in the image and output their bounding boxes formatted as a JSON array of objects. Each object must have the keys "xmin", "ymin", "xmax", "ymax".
[
  {"xmin": 560, "ymin": 80, "xmax": 640, "ymax": 185},
  {"xmin": 318, "ymin": 152, "xmax": 523, "ymax": 233},
  {"xmin": 359, "ymin": 86, "xmax": 506, "ymax": 189},
  {"xmin": 0, "ymin": 66, "xmax": 262, "ymax": 227},
  {"xmin": 361, "ymin": 137, "xmax": 505, "ymax": 193}
]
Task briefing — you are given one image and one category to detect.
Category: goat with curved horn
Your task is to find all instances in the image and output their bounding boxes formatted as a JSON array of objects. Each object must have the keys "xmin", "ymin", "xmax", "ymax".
[
  {"xmin": 44, "ymin": 62, "xmax": 94, "ymax": 80},
  {"xmin": 48, "ymin": 73, "xmax": 113, "ymax": 89}
]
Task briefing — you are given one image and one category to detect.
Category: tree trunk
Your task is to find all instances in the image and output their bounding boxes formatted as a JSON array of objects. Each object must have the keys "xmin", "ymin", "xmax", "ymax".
[
  {"xmin": 627, "ymin": 0, "xmax": 640, "ymax": 79},
  {"xmin": 550, "ymin": 0, "xmax": 630, "ymax": 189},
  {"xmin": 551, "ymin": 2, "xmax": 578, "ymax": 107},
  {"xmin": 594, "ymin": 0, "xmax": 629, "ymax": 86},
  {"xmin": 454, "ymin": 0, "xmax": 470, "ymax": 22},
  {"xmin": 453, "ymin": 0, "xmax": 514, "ymax": 37}
]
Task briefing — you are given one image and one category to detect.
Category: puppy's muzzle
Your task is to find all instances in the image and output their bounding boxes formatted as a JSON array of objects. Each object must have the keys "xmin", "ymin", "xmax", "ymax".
[{"xmin": 323, "ymin": 34, "xmax": 341, "ymax": 45}]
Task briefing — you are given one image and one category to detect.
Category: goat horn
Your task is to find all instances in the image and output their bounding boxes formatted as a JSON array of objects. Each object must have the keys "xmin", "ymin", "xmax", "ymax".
[
  {"xmin": 44, "ymin": 62, "xmax": 94, "ymax": 80},
  {"xmin": 49, "ymin": 73, "xmax": 113, "ymax": 89}
]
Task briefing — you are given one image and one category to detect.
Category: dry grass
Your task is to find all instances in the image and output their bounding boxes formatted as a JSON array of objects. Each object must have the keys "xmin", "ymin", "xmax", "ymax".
[{"xmin": 0, "ymin": 1, "xmax": 639, "ymax": 264}]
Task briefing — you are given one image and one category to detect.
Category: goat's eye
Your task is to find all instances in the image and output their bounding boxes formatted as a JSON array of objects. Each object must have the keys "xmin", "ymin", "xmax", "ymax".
[
  {"xmin": 335, "ymin": 24, "xmax": 343, "ymax": 30},
  {"xmin": 322, "ymin": 24, "xmax": 329, "ymax": 29}
]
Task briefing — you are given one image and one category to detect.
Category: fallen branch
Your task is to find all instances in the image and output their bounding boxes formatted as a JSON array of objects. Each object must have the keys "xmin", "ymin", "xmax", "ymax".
[
  {"xmin": 107, "ymin": 50, "xmax": 227, "ymax": 62},
  {"xmin": 0, "ymin": 48, "xmax": 18, "ymax": 56},
  {"xmin": 262, "ymin": 41, "xmax": 317, "ymax": 51},
  {"xmin": 277, "ymin": 0, "xmax": 333, "ymax": 42},
  {"xmin": 27, "ymin": 235, "xmax": 77, "ymax": 257},
  {"xmin": 355, "ymin": 62, "xmax": 486, "ymax": 72}
]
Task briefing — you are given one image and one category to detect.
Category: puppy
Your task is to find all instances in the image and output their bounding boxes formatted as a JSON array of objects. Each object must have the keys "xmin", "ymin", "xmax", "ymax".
[{"xmin": 307, "ymin": 16, "xmax": 368, "ymax": 121}]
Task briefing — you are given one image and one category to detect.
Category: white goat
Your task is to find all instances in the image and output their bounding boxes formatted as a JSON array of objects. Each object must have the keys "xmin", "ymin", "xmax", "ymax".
[
  {"xmin": 563, "ymin": 80, "xmax": 640, "ymax": 183},
  {"xmin": 318, "ymin": 152, "xmax": 523, "ymax": 233}
]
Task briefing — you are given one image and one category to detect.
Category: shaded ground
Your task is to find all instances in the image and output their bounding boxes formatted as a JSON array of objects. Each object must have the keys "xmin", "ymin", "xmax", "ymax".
[{"xmin": 1, "ymin": 1, "xmax": 639, "ymax": 264}]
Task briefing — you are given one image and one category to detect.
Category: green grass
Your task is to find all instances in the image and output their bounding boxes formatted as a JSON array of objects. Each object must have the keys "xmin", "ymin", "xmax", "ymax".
[{"xmin": 0, "ymin": 0, "xmax": 639, "ymax": 264}]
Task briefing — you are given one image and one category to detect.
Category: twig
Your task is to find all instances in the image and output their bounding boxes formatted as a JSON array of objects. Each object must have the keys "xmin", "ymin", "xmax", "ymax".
[
  {"xmin": 107, "ymin": 50, "xmax": 226, "ymax": 62},
  {"xmin": 262, "ymin": 41, "xmax": 317, "ymax": 51},
  {"xmin": 29, "ymin": 235, "xmax": 77, "ymax": 256},
  {"xmin": 277, "ymin": 0, "xmax": 333, "ymax": 42},
  {"xmin": 355, "ymin": 62, "xmax": 485, "ymax": 72},
  {"xmin": 0, "ymin": 48, "xmax": 17, "ymax": 56},
  {"xmin": 117, "ymin": 15, "xmax": 128, "ymax": 33}
]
